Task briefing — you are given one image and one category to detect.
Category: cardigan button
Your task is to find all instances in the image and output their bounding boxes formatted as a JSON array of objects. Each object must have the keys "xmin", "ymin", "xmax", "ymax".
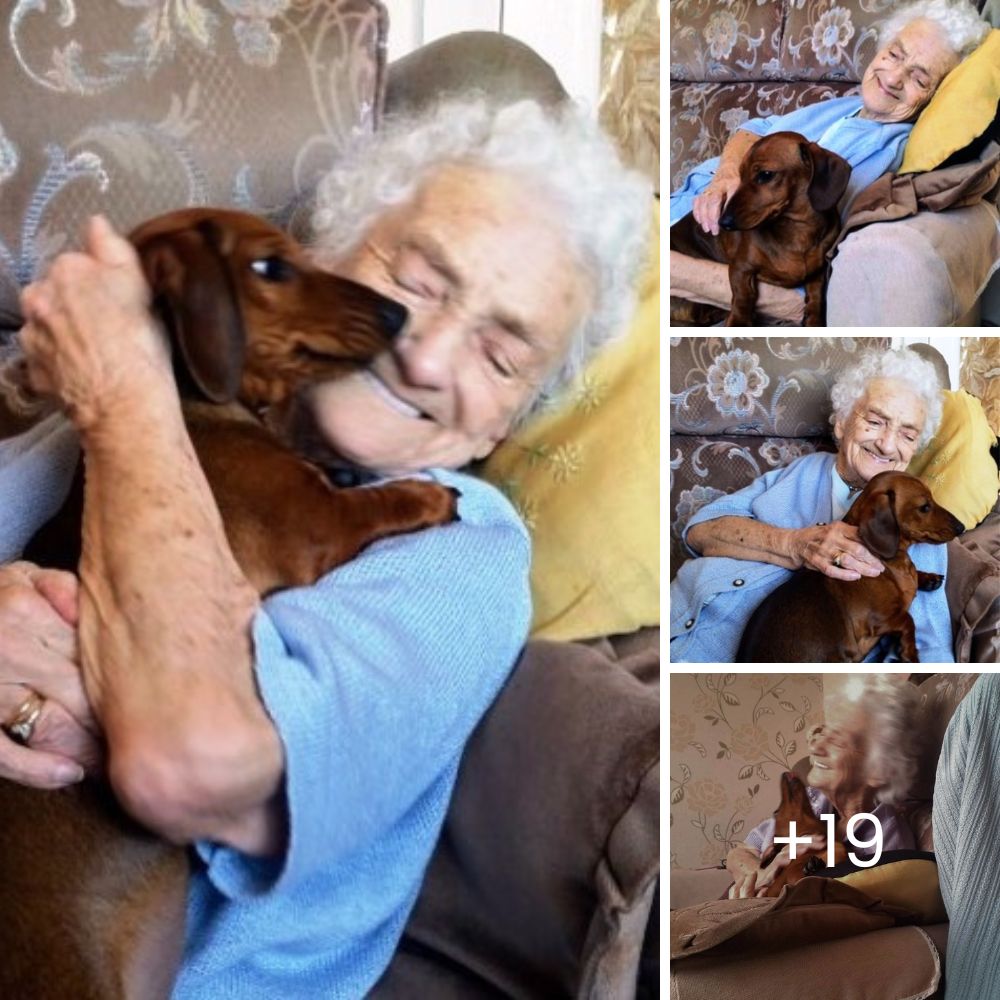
[
  {"xmin": 685, "ymin": 619, "xmax": 695, "ymax": 629},
  {"xmin": 733, "ymin": 579, "xmax": 745, "ymax": 587}
]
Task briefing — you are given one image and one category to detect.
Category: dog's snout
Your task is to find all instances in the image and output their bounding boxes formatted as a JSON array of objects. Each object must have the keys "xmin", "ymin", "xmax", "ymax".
[
  {"xmin": 719, "ymin": 210, "xmax": 736, "ymax": 231},
  {"xmin": 376, "ymin": 298, "xmax": 408, "ymax": 338}
]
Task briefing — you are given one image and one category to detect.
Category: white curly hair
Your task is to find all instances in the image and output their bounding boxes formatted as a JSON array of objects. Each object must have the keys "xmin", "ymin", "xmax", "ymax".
[
  {"xmin": 310, "ymin": 97, "xmax": 652, "ymax": 412},
  {"xmin": 830, "ymin": 347, "xmax": 943, "ymax": 452},
  {"xmin": 877, "ymin": 0, "xmax": 990, "ymax": 61},
  {"xmin": 839, "ymin": 675, "xmax": 922, "ymax": 808}
]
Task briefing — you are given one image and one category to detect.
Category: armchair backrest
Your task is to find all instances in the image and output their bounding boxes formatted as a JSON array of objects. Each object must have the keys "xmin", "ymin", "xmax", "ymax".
[{"xmin": 0, "ymin": 0, "xmax": 388, "ymax": 327}]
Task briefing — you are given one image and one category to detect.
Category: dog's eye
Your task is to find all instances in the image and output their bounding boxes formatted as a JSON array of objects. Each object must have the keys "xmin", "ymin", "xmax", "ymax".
[
  {"xmin": 919, "ymin": 502, "xmax": 931, "ymax": 513},
  {"xmin": 755, "ymin": 170, "xmax": 776, "ymax": 183},
  {"xmin": 250, "ymin": 256, "xmax": 296, "ymax": 282}
]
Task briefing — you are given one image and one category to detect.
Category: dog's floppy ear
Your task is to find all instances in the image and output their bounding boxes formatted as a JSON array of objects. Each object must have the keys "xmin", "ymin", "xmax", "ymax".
[
  {"xmin": 802, "ymin": 141, "xmax": 852, "ymax": 213},
  {"xmin": 857, "ymin": 487, "xmax": 901, "ymax": 560},
  {"xmin": 132, "ymin": 219, "xmax": 246, "ymax": 403}
]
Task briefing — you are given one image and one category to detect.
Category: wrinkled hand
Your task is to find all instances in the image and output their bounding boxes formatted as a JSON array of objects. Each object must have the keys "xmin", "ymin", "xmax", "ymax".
[
  {"xmin": 18, "ymin": 215, "xmax": 170, "ymax": 431},
  {"xmin": 792, "ymin": 521, "xmax": 885, "ymax": 581},
  {"xmin": 728, "ymin": 836, "xmax": 828, "ymax": 899},
  {"xmin": 0, "ymin": 561, "xmax": 102, "ymax": 787},
  {"xmin": 693, "ymin": 173, "xmax": 739, "ymax": 236}
]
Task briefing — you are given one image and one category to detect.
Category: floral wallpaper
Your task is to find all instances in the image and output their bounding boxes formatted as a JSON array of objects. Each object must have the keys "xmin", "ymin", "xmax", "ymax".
[
  {"xmin": 670, "ymin": 672, "xmax": 824, "ymax": 869},
  {"xmin": 600, "ymin": 0, "xmax": 659, "ymax": 189}
]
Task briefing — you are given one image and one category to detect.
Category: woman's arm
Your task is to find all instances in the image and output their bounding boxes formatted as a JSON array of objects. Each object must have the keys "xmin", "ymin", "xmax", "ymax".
[
  {"xmin": 20, "ymin": 217, "xmax": 282, "ymax": 855},
  {"xmin": 692, "ymin": 129, "xmax": 760, "ymax": 235},
  {"xmin": 687, "ymin": 515, "xmax": 800, "ymax": 568},
  {"xmin": 669, "ymin": 251, "xmax": 806, "ymax": 324},
  {"xmin": 687, "ymin": 515, "xmax": 885, "ymax": 581}
]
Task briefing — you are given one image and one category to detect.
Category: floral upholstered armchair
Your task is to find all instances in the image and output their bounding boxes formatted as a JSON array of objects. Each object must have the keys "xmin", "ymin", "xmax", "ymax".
[
  {"xmin": 0, "ymin": 4, "xmax": 659, "ymax": 997},
  {"xmin": 669, "ymin": 337, "xmax": 1000, "ymax": 663},
  {"xmin": 669, "ymin": 0, "xmax": 1000, "ymax": 326}
]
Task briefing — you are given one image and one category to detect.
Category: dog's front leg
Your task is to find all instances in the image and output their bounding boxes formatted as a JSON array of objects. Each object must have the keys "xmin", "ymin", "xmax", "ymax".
[
  {"xmin": 896, "ymin": 614, "xmax": 920, "ymax": 662},
  {"xmin": 802, "ymin": 273, "xmax": 826, "ymax": 326},
  {"xmin": 917, "ymin": 571, "xmax": 944, "ymax": 591},
  {"xmin": 727, "ymin": 265, "xmax": 757, "ymax": 326}
]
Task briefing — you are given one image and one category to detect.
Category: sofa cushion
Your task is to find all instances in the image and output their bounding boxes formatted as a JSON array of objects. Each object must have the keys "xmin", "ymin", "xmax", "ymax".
[
  {"xmin": 778, "ymin": 1, "xmax": 875, "ymax": 84},
  {"xmin": 901, "ymin": 30, "xmax": 1000, "ymax": 174},
  {"xmin": 669, "ymin": 1, "xmax": 784, "ymax": 84},
  {"xmin": 835, "ymin": 856, "xmax": 946, "ymax": 925},
  {"xmin": 0, "ymin": 0, "xmax": 386, "ymax": 319},
  {"xmin": 907, "ymin": 389, "xmax": 1000, "ymax": 531}
]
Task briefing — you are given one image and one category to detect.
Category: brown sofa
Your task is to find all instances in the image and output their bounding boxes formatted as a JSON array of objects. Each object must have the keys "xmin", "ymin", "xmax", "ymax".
[
  {"xmin": 669, "ymin": 0, "xmax": 1000, "ymax": 326},
  {"xmin": 668, "ymin": 336, "xmax": 1000, "ymax": 663},
  {"xmin": 0, "ymin": 5, "xmax": 658, "ymax": 997},
  {"xmin": 670, "ymin": 672, "xmax": 983, "ymax": 1000}
]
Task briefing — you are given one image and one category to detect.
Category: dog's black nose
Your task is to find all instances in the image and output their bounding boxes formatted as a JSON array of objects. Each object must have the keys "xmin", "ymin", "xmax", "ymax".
[
  {"xmin": 376, "ymin": 297, "xmax": 408, "ymax": 338},
  {"xmin": 719, "ymin": 211, "xmax": 736, "ymax": 231}
]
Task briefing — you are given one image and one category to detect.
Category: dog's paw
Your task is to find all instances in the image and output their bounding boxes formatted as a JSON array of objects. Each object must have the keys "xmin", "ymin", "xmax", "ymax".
[{"xmin": 917, "ymin": 572, "xmax": 944, "ymax": 591}]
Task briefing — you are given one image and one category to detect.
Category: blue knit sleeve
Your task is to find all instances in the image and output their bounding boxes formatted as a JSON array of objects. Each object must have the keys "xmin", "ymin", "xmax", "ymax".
[
  {"xmin": 0, "ymin": 413, "xmax": 80, "ymax": 562},
  {"xmin": 197, "ymin": 469, "xmax": 531, "ymax": 896}
]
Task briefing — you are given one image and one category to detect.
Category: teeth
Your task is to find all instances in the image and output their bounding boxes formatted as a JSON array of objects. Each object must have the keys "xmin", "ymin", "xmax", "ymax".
[
  {"xmin": 865, "ymin": 449, "xmax": 891, "ymax": 464},
  {"xmin": 362, "ymin": 369, "xmax": 422, "ymax": 419}
]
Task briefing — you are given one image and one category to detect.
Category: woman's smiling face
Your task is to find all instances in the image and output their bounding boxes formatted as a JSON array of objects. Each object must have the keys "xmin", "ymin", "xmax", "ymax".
[
  {"xmin": 834, "ymin": 378, "xmax": 926, "ymax": 489},
  {"xmin": 807, "ymin": 700, "xmax": 870, "ymax": 803},
  {"xmin": 859, "ymin": 18, "xmax": 959, "ymax": 123}
]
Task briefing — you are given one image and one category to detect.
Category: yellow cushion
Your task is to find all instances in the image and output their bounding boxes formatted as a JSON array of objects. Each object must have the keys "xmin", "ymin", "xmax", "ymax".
[
  {"xmin": 907, "ymin": 388, "xmax": 1000, "ymax": 530},
  {"xmin": 477, "ymin": 202, "xmax": 659, "ymax": 642},
  {"xmin": 836, "ymin": 859, "xmax": 946, "ymax": 924},
  {"xmin": 900, "ymin": 30, "xmax": 1000, "ymax": 174}
]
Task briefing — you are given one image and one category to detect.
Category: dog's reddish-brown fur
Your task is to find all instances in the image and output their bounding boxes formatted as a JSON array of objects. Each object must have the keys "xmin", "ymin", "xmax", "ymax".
[
  {"xmin": 738, "ymin": 471, "xmax": 964, "ymax": 663},
  {"xmin": 670, "ymin": 130, "xmax": 851, "ymax": 326},
  {"xmin": 0, "ymin": 208, "xmax": 460, "ymax": 998},
  {"xmin": 758, "ymin": 772, "xmax": 847, "ymax": 897}
]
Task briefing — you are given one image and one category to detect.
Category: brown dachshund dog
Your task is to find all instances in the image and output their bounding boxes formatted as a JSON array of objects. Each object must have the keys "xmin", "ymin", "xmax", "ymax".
[
  {"xmin": 758, "ymin": 772, "xmax": 847, "ymax": 897},
  {"xmin": 0, "ymin": 208, "xmax": 461, "ymax": 999},
  {"xmin": 670, "ymin": 130, "xmax": 851, "ymax": 326},
  {"xmin": 737, "ymin": 471, "xmax": 964, "ymax": 663}
]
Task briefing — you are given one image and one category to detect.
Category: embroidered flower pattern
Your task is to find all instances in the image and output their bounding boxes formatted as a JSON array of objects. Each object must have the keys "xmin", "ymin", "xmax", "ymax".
[
  {"xmin": 0, "ymin": 127, "xmax": 18, "ymax": 185},
  {"xmin": 703, "ymin": 11, "xmax": 739, "ymax": 61},
  {"xmin": 705, "ymin": 348, "xmax": 770, "ymax": 419},
  {"xmin": 811, "ymin": 7, "xmax": 854, "ymax": 66}
]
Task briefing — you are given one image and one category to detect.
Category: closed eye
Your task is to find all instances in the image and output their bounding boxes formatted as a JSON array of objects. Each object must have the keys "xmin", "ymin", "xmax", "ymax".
[{"xmin": 250, "ymin": 256, "xmax": 296, "ymax": 282}]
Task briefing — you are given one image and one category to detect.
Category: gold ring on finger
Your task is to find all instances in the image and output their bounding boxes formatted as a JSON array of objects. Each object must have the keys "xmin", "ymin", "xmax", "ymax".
[{"xmin": 3, "ymin": 690, "xmax": 45, "ymax": 746}]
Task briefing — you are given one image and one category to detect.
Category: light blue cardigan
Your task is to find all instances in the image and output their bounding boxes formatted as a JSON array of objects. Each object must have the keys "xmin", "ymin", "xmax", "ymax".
[
  {"xmin": 0, "ymin": 413, "xmax": 531, "ymax": 999},
  {"xmin": 670, "ymin": 451, "xmax": 955, "ymax": 664},
  {"xmin": 670, "ymin": 95, "xmax": 912, "ymax": 227}
]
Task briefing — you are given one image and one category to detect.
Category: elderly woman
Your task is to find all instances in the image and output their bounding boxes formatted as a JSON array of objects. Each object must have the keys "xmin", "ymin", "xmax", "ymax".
[
  {"xmin": 727, "ymin": 675, "xmax": 921, "ymax": 898},
  {"xmin": 670, "ymin": 346, "xmax": 953, "ymax": 662},
  {"xmin": 669, "ymin": 0, "xmax": 990, "ymax": 322},
  {"xmin": 0, "ymin": 97, "xmax": 650, "ymax": 997}
]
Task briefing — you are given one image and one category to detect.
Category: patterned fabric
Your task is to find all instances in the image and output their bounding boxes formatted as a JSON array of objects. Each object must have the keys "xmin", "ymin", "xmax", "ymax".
[
  {"xmin": 668, "ymin": 335, "xmax": 890, "ymax": 578},
  {"xmin": 670, "ymin": 0, "xmax": 928, "ymax": 193},
  {"xmin": 670, "ymin": 672, "xmax": 824, "ymax": 870},
  {"xmin": 0, "ymin": 0, "xmax": 387, "ymax": 323}
]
